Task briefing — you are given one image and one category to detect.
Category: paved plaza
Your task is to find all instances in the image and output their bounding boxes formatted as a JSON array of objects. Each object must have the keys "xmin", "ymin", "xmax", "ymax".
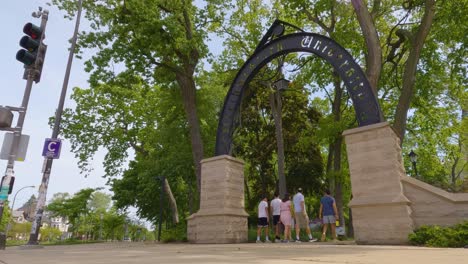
[{"xmin": 1, "ymin": 242, "xmax": 467, "ymax": 264}]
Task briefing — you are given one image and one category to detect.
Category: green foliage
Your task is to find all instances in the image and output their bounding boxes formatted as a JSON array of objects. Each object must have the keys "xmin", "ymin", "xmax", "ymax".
[
  {"xmin": 160, "ymin": 223, "xmax": 187, "ymax": 243},
  {"xmin": 409, "ymin": 222, "xmax": 468, "ymax": 247},
  {"xmin": 0, "ymin": 201, "xmax": 11, "ymax": 232},
  {"xmin": 46, "ymin": 188, "xmax": 95, "ymax": 230},
  {"xmin": 40, "ymin": 227, "xmax": 62, "ymax": 242},
  {"xmin": 8, "ymin": 222, "xmax": 32, "ymax": 240}
]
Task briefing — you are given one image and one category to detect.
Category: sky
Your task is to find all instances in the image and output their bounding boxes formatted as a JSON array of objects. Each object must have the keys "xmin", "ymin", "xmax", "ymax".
[{"xmin": 0, "ymin": 0, "xmax": 108, "ymax": 210}]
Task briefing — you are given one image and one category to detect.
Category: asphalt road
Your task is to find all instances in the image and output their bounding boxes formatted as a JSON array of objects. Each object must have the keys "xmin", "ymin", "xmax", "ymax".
[{"xmin": 1, "ymin": 242, "xmax": 467, "ymax": 264}]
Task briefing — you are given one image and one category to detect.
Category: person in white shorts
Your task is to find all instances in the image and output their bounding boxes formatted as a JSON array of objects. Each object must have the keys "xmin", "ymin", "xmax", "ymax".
[{"xmin": 293, "ymin": 187, "xmax": 317, "ymax": 242}]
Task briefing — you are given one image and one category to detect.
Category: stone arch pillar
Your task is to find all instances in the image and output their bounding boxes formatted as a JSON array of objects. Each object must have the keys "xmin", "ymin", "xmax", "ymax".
[{"xmin": 343, "ymin": 122, "xmax": 414, "ymax": 244}]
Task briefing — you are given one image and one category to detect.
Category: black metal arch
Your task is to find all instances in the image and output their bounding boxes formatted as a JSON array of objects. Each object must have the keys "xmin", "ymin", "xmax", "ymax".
[{"xmin": 215, "ymin": 26, "xmax": 383, "ymax": 156}]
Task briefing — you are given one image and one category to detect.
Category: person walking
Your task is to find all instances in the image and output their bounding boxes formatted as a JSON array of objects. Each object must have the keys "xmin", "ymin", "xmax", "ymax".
[
  {"xmin": 279, "ymin": 193, "xmax": 293, "ymax": 242},
  {"xmin": 270, "ymin": 192, "xmax": 282, "ymax": 242},
  {"xmin": 256, "ymin": 196, "xmax": 271, "ymax": 243},
  {"xmin": 319, "ymin": 189, "xmax": 339, "ymax": 242},
  {"xmin": 293, "ymin": 187, "xmax": 317, "ymax": 242}
]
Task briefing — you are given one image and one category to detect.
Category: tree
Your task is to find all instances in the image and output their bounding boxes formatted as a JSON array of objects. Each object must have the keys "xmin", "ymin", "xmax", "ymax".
[
  {"xmin": 88, "ymin": 191, "xmax": 111, "ymax": 212},
  {"xmin": 40, "ymin": 226, "xmax": 62, "ymax": 242},
  {"xmin": 51, "ymin": 0, "xmax": 218, "ymax": 207},
  {"xmin": 46, "ymin": 188, "xmax": 95, "ymax": 234}
]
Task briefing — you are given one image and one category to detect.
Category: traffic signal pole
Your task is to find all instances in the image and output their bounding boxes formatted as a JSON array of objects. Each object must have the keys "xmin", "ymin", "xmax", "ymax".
[
  {"xmin": 27, "ymin": 0, "xmax": 82, "ymax": 245},
  {"xmin": 0, "ymin": 8, "xmax": 48, "ymax": 250}
]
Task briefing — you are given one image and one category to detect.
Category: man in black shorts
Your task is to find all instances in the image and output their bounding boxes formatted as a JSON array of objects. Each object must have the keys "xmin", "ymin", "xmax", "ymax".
[
  {"xmin": 256, "ymin": 196, "xmax": 271, "ymax": 243},
  {"xmin": 270, "ymin": 192, "xmax": 282, "ymax": 242}
]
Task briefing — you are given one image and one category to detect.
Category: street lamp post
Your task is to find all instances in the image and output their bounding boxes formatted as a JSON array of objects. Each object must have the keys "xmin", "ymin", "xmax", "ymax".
[
  {"xmin": 5, "ymin": 185, "xmax": 35, "ymax": 238},
  {"xmin": 271, "ymin": 78, "xmax": 290, "ymax": 198},
  {"xmin": 408, "ymin": 150, "xmax": 418, "ymax": 178}
]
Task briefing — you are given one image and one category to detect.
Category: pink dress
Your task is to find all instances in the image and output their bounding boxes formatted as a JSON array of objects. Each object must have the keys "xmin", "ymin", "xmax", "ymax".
[{"xmin": 280, "ymin": 200, "xmax": 292, "ymax": 226}]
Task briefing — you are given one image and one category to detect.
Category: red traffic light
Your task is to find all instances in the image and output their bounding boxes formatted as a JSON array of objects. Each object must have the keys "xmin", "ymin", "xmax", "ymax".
[
  {"xmin": 23, "ymin": 22, "xmax": 42, "ymax": 40},
  {"xmin": 20, "ymin": 35, "xmax": 39, "ymax": 51}
]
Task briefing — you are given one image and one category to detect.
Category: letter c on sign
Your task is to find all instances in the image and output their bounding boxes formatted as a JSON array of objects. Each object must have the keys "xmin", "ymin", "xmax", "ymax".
[{"xmin": 48, "ymin": 142, "xmax": 57, "ymax": 151}]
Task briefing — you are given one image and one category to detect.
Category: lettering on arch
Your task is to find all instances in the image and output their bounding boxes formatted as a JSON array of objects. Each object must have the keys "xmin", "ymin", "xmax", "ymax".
[{"xmin": 215, "ymin": 32, "xmax": 383, "ymax": 155}]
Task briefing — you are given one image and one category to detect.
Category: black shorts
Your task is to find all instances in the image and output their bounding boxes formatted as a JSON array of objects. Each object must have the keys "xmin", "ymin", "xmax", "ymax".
[
  {"xmin": 257, "ymin": 217, "xmax": 268, "ymax": 227},
  {"xmin": 272, "ymin": 215, "xmax": 280, "ymax": 225}
]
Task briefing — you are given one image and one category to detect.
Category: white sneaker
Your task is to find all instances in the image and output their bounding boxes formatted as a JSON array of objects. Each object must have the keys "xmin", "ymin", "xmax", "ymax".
[
  {"xmin": 295, "ymin": 239, "xmax": 302, "ymax": 243},
  {"xmin": 256, "ymin": 240, "xmax": 262, "ymax": 243},
  {"xmin": 265, "ymin": 239, "xmax": 272, "ymax": 243},
  {"xmin": 309, "ymin": 238, "xmax": 318, "ymax": 242},
  {"xmin": 275, "ymin": 238, "xmax": 281, "ymax": 243}
]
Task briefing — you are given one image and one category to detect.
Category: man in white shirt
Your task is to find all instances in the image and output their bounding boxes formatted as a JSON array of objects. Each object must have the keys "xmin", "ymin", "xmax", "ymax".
[
  {"xmin": 293, "ymin": 188, "xmax": 317, "ymax": 242},
  {"xmin": 270, "ymin": 192, "xmax": 282, "ymax": 242},
  {"xmin": 256, "ymin": 196, "xmax": 271, "ymax": 243}
]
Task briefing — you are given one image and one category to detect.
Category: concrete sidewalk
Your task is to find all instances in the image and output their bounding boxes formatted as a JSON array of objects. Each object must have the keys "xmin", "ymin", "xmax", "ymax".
[{"xmin": 1, "ymin": 242, "xmax": 467, "ymax": 264}]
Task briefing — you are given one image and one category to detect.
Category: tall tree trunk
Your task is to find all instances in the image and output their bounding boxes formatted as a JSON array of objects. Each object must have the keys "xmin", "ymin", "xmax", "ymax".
[
  {"xmin": 393, "ymin": 0, "xmax": 436, "ymax": 143},
  {"xmin": 164, "ymin": 178, "xmax": 179, "ymax": 224},
  {"xmin": 176, "ymin": 73, "xmax": 204, "ymax": 210},
  {"xmin": 244, "ymin": 174, "xmax": 251, "ymax": 204},
  {"xmin": 351, "ymin": 0, "xmax": 383, "ymax": 98},
  {"xmin": 348, "ymin": 205, "xmax": 354, "ymax": 237},
  {"xmin": 326, "ymin": 144, "xmax": 335, "ymax": 194},
  {"xmin": 333, "ymin": 137, "xmax": 345, "ymax": 228},
  {"xmin": 260, "ymin": 164, "xmax": 267, "ymax": 197},
  {"xmin": 331, "ymin": 72, "xmax": 345, "ymax": 228}
]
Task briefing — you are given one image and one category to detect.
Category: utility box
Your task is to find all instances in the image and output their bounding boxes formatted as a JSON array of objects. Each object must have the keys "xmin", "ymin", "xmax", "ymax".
[{"xmin": 0, "ymin": 107, "xmax": 13, "ymax": 128}]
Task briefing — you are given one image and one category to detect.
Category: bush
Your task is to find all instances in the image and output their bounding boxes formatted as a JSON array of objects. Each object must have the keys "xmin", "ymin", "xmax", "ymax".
[
  {"xmin": 409, "ymin": 221, "xmax": 468, "ymax": 248},
  {"xmin": 160, "ymin": 223, "xmax": 187, "ymax": 243}
]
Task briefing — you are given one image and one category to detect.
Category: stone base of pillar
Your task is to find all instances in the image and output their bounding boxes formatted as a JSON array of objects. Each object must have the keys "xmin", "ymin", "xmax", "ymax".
[
  {"xmin": 187, "ymin": 209, "xmax": 248, "ymax": 243},
  {"xmin": 344, "ymin": 122, "xmax": 414, "ymax": 244},
  {"xmin": 187, "ymin": 155, "xmax": 248, "ymax": 243},
  {"xmin": 349, "ymin": 195, "xmax": 413, "ymax": 244}
]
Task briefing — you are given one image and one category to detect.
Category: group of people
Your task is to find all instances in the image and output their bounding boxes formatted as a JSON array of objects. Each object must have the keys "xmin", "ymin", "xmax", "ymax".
[{"xmin": 256, "ymin": 188, "xmax": 339, "ymax": 243}]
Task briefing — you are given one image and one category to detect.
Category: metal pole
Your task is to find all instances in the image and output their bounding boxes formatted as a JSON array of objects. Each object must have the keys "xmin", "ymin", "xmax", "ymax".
[
  {"xmin": 5, "ymin": 185, "xmax": 34, "ymax": 237},
  {"xmin": 275, "ymin": 90, "xmax": 287, "ymax": 198},
  {"xmin": 27, "ymin": 0, "xmax": 82, "ymax": 245},
  {"xmin": 157, "ymin": 176, "xmax": 165, "ymax": 242},
  {"xmin": 0, "ymin": 67, "xmax": 36, "ymax": 233},
  {"xmin": 0, "ymin": 11, "xmax": 46, "ymax": 246},
  {"xmin": 412, "ymin": 162, "xmax": 418, "ymax": 179}
]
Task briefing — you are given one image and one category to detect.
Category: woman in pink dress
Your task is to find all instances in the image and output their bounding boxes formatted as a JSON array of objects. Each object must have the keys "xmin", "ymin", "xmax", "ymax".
[{"xmin": 280, "ymin": 193, "xmax": 293, "ymax": 242}]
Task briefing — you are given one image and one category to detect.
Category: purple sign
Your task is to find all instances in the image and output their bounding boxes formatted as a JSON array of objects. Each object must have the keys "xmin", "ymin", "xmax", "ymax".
[{"xmin": 42, "ymin": 138, "xmax": 62, "ymax": 159}]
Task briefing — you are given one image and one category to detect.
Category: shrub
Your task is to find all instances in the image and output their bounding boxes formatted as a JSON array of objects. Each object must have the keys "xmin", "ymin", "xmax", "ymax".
[
  {"xmin": 160, "ymin": 223, "xmax": 187, "ymax": 243},
  {"xmin": 409, "ymin": 221, "xmax": 468, "ymax": 248}
]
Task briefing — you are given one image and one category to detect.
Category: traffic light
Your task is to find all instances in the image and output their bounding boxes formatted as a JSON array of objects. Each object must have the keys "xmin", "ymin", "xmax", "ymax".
[
  {"xmin": 16, "ymin": 23, "xmax": 42, "ymax": 65},
  {"xmin": 16, "ymin": 22, "xmax": 47, "ymax": 82}
]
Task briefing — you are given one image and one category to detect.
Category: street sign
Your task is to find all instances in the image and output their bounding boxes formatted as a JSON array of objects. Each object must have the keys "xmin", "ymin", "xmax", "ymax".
[
  {"xmin": 0, "ymin": 133, "xmax": 29, "ymax": 161},
  {"xmin": 42, "ymin": 138, "xmax": 62, "ymax": 159}
]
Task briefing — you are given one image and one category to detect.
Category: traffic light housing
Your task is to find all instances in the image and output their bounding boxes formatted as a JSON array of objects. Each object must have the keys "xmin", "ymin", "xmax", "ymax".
[
  {"xmin": 0, "ymin": 175, "xmax": 15, "ymax": 195},
  {"xmin": 16, "ymin": 22, "xmax": 47, "ymax": 82}
]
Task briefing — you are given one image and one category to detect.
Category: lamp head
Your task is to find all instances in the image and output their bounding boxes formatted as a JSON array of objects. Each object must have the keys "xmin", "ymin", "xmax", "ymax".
[{"xmin": 408, "ymin": 150, "xmax": 417, "ymax": 163}]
